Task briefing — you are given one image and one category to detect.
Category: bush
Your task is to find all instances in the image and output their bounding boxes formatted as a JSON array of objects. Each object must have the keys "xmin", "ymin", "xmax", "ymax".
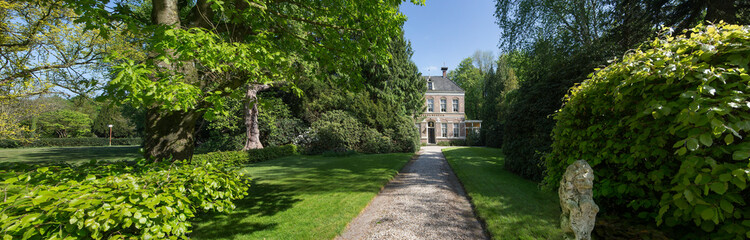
[
  {"xmin": 547, "ymin": 24, "xmax": 750, "ymax": 239},
  {"xmin": 0, "ymin": 137, "xmax": 142, "ymax": 148},
  {"xmin": 382, "ymin": 116, "xmax": 420, "ymax": 153},
  {"xmin": 195, "ymin": 133, "xmax": 245, "ymax": 153},
  {"xmin": 247, "ymin": 144, "xmax": 298, "ymax": 162},
  {"xmin": 361, "ymin": 128, "xmax": 394, "ymax": 153},
  {"xmin": 0, "ymin": 158, "xmax": 250, "ymax": 239},
  {"xmin": 321, "ymin": 149, "xmax": 358, "ymax": 157},
  {"xmin": 449, "ymin": 139, "xmax": 466, "ymax": 146},
  {"xmin": 193, "ymin": 144, "xmax": 298, "ymax": 165},
  {"xmin": 305, "ymin": 110, "xmax": 364, "ymax": 154}
]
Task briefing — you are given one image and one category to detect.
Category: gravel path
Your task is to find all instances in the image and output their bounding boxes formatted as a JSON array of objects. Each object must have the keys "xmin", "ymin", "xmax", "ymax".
[{"xmin": 336, "ymin": 146, "xmax": 488, "ymax": 240}]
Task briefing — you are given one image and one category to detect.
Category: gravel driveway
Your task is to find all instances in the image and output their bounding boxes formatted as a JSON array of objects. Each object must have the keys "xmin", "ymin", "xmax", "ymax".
[{"xmin": 336, "ymin": 146, "xmax": 488, "ymax": 240}]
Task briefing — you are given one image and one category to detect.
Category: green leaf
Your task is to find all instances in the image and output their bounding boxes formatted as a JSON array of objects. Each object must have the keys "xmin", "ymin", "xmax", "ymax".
[
  {"xmin": 719, "ymin": 173, "xmax": 732, "ymax": 182},
  {"xmin": 725, "ymin": 134, "xmax": 734, "ymax": 145},
  {"xmin": 687, "ymin": 138, "xmax": 700, "ymax": 151},
  {"xmin": 699, "ymin": 134, "xmax": 713, "ymax": 147},
  {"xmin": 720, "ymin": 199, "xmax": 734, "ymax": 213},
  {"xmin": 710, "ymin": 182, "xmax": 727, "ymax": 195},
  {"xmin": 701, "ymin": 207, "xmax": 715, "ymax": 220},
  {"xmin": 676, "ymin": 147, "xmax": 687, "ymax": 155},
  {"xmin": 732, "ymin": 151, "xmax": 749, "ymax": 160}
]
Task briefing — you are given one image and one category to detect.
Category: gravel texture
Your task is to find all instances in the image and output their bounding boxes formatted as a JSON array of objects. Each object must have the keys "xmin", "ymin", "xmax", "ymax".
[{"xmin": 336, "ymin": 146, "xmax": 488, "ymax": 240}]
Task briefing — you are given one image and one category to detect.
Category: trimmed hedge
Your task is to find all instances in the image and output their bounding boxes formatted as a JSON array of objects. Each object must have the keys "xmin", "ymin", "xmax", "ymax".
[
  {"xmin": 547, "ymin": 24, "xmax": 750, "ymax": 239},
  {"xmin": 192, "ymin": 144, "xmax": 298, "ymax": 165},
  {"xmin": 0, "ymin": 158, "xmax": 249, "ymax": 239},
  {"xmin": 0, "ymin": 138, "xmax": 142, "ymax": 148}
]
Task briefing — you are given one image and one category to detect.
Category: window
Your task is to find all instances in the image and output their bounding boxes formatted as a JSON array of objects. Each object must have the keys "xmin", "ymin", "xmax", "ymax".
[
  {"xmin": 440, "ymin": 99, "xmax": 446, "ymax": 112},
  {"xmin": 441, "ymin": 123, "xmax": 447, "ymax": 137},
  {"xmin": 452, "ymin": 99, "xmax": 459, "ymax": 112},
  {"xmin": 453, "ymin": 123, "xmax": 459, "ymax": 137},
  {"xmin": 427, "ymin": 99, "xmax": 434, "ymax": 112},
  {"xmin": 428, "ymin": 81, "xmax": 433, "ymax": 90}
]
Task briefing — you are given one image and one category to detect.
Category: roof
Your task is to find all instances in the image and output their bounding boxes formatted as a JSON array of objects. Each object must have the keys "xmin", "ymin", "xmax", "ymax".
[{"xmin": 423, "ymin": 76, "xmax": 464, "ymax": 92}]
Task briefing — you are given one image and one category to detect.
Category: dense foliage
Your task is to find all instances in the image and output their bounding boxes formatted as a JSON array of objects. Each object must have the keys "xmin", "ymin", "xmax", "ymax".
[
  {"xmin": 0, "ymin": 158, "xmax": 250, "ymax": 239},
  {"xmin": 36, "ymin": 110, "xmax": 93, "ymax": 138},
  {"xmin": 194, "ymin": 144, "xmax": 298, "ymax": 165},
  {"xmin": 302, "ymin": 110, "xmax": 390, "ymax": 154},
  {"xmin": 547, "ymin": 24, "xmax": 750, "ymax": 239},
  {"xmin": 0, "ymin": 137, "xmax": 141, "ymax": 148}
]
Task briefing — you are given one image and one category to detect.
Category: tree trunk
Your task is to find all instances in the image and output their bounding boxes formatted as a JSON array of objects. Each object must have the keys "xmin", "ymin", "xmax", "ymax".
[
  {"xmin": 144, "ymin": 0, "xmax": 200, "ymax": 160},
  {"xmin": 144, "ymin": 107, "xmax": 200, "ymax": 161},
  {"xmin": 243, "ymin": 84, "xmax": 271, "ymax": 150}
]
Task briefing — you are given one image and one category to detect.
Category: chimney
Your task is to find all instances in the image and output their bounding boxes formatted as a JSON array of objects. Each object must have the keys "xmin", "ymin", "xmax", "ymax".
[{"xmin": 441, "ymin": 67, "xmax": 448, "ymax": 78}]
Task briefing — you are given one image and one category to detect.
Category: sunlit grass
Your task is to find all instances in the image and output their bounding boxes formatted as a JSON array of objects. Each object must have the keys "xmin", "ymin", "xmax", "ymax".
[
  {"xmin": 443, "ymin": 147, "xmax": 562, "ymax": 239},
  {"xmin": 190, "ymin": 153, "xmax": 412, "ymax": 240}
]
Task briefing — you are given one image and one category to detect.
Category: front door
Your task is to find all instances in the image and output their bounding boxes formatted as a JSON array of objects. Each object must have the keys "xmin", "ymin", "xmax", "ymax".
[{"xmin": 428, "ymin": 122, "xmax": 436, "ymax": 144}]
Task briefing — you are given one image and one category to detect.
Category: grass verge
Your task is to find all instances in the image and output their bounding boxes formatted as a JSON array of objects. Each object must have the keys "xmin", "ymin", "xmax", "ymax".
[
  {"xmin": 442, "ymin": 147, "xmax": 562, "ymax": 239},
  {"xmin": 0, "ymin": 146, "xmax": 141, "ymax": 164},
  {"xmin": 190, "ymin": 152, "xmax": 412, "ymax": 240}
]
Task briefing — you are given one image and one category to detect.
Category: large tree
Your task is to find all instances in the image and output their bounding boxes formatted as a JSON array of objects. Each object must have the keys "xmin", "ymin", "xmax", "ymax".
[{"xmin": 65, "ymin": 0, "xmax": 422, "ymax": 160}]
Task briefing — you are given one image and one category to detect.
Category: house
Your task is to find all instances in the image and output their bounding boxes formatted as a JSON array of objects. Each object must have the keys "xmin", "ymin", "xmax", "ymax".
[{"xmin": 417, "ymin": 67, "xmax": 481, "ymax": 144}]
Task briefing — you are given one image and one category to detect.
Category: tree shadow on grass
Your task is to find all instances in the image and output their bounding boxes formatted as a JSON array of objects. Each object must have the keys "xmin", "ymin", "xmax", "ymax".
[
  {"xmin": 190, "ymin": 180, "xmax": 300, "ymax": 239},
  {"xmin": 190, "ymin": 153, "xmax": 412, "ymax": 239},
  {"xmin": 443, "ymin": 147, "xmax": 563, "ymax": 239},
  {"xmin": 2, "ymin": 146, "xmax": 141, "ymax": 165}
]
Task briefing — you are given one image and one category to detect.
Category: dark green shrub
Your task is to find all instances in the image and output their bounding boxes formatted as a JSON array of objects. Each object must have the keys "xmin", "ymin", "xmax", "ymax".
[
  {"xmin": 192, "ymin": 144, "xmax": 298, "ymax": 165},
  {"xmin": 0, "ymin": 158, "xmax": 250, "ymax": 239},
  {"xmin": 0, "ymin": 137, "xmax": 142, "ymax": 148},
  {"xmin": 195, "ymin": 133, "xmax": 245, "ymax": 153},
  {"xmin": 449, "ymin": 139, "xmax": 466, "ymax": 146},
  {"xmin": 322, "ymin": 149, "xmax": 358, "ymax": 157},
  {"xmin": 247, "ymin": 144, "xmax": 298, "ymax": 162},
  {"xmin": 361, "ymin": 128, "xmax": 394, "ymax": 153},
  {"xmin": 436, "ymin": 141, "xmax": 451, "ymax": 146},
  {"xmin": 547, "ymin": 24, "xmax": 750, "ymax": 239},
  {"xmin": 466, "ymin": 130, "xmax": 482, "ymax": 146},
  {"xmin": 0, "ymin": 139, "xmax": 21, "ymax": 148},
  {"xmin": 383, "ymin": 116, "xmax": 420, "ymax": 153},
  {"xmin": 306, "ymin": 110, "xmax": 364, "ymax": 154}
]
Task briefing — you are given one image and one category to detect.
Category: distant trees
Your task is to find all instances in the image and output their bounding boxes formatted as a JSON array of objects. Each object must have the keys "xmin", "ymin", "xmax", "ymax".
[{"xmin": 448, "ymin": 51, "xmax": 518, "ymax": 147}]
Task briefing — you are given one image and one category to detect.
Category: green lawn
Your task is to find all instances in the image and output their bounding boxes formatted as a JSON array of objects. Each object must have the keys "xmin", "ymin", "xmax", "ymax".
[
  {"xmin": 190, "ymin": 152, "xmax": 412, "ymax": 240},
  {"xmin": 442, "ymin": 147, "xmax": 563, "ymax": 239},
  {"xmin": 0, "ymin": 146, "xmax": 141, "ymax": 164}
]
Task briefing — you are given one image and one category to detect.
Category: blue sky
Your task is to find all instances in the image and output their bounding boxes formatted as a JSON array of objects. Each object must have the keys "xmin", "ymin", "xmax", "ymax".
[{"xmin": 400, "ymin": 0, "xmax": 501, "ymax": 76}]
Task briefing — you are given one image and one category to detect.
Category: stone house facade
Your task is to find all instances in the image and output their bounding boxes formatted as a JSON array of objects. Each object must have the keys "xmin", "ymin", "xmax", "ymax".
[{"xmin": 416, "ymin": 67, "xmax": 481, "ymax": 144}]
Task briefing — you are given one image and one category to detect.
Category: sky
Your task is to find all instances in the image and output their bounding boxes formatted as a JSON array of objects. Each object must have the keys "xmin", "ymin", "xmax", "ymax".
[{"xmin": 400, "ymin": 0, "xmax": 502, "ymax": 76}]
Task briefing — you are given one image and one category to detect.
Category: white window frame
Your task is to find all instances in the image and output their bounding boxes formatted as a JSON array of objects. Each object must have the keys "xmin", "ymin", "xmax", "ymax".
[
  {"xmin": 440, "ymin": 99, "xmax": 446, "ymax": 112},
  {"xmin": 441, "ymin": 123, "xmax": 447, "ymax": 137},
  {"xmin": 452, "ymin": 99, "xmax": 459, "ymax": 112},
  {"xmin": 427, "ymin": 99, "xmax": 434, "ymax": 112},
  {"xmin": 453, "ymin": 123, "xmax": 459, "ymax": 137},
  {"xmin": 428, "ymin": 81, "xmax": 433, "ymax": 90}
]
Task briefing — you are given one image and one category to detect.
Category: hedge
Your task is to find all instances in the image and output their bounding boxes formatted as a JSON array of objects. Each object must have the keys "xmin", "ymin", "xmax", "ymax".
[
  {"xmin": 0, "ymin": 138, "xmax": 142, "ymax": 148},
  {"xmin": 547, "ymin": 24, "xmax": 750, "ymax": 239},
  {"xmin": 0, "ymin": 158, "xmax": 249, "ymax": 239},
  {"xmin": 192, "ymin": 144, "xmax": 298, "ymax": 165}
]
